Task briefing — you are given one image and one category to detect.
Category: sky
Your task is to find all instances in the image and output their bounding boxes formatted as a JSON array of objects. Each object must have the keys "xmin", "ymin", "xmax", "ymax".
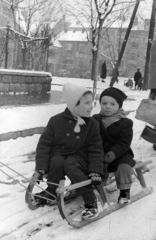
[
  {"xmin": 0, "ymin": 76, "xmax": 156, "ymax": 240},
  {"xmin": 16, "ymin": 0, "xmax": 154, "ymax": 34},
  {"xmin": 139, "ymin": 0, "xmax": 153, "ymax": 17}
]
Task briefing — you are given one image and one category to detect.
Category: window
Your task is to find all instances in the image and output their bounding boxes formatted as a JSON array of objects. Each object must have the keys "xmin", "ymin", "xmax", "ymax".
[
  {"xmin": 66, "ymin": 43, "xmax": 73, "ymax": 51},
  {"xmin": 79, "ymin": 43, "xmax": 85, "ymax": 52}
]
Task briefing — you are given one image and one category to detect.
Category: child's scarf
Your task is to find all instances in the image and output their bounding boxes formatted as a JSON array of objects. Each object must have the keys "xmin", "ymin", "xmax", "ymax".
[
  {"xmin": 74, "ymin": 116, "xmax": 86, "ymax": 133},
  {"xmin": 100, "ymin": 108, "xmax": 126, "ymax": 129}
]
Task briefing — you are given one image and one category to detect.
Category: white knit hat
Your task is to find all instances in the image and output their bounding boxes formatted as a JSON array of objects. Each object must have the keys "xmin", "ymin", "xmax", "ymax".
[{"xmin": 63, "ymin": 82, "xmax": 89, "ymax": 112}]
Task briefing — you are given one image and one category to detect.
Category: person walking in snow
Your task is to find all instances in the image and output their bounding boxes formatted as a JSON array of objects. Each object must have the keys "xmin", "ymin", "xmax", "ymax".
[
  {"xmin": 100, "ymin": 61, "xmax": 107, "ymax": 82},
  {"xmin": 93, "ymin": 87, "xmax": 135, "ymax": 204},
  {"xmin": 34, "ymin": 82, "xmax": 107, "ymax": 220},
  {"xmin": 134, "ymin": 69, "xmax": 142, "ymax": 90}
]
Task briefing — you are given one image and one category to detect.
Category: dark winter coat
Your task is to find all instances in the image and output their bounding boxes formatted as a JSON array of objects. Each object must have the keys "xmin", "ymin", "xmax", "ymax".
[
  {"xmin": 35, "ymin": 108, "xmax": 105, "ymax": 176},
  {"xmin": 100, "ymin": 61, "xmax": 107, "ymax": 79},
  {"xmin": 134, "ymin": 71, "xmax": 142, "ymax": 82},
  {"xmin": 92, "ymin": 114, "xmax": 135, "ymax": 172}
]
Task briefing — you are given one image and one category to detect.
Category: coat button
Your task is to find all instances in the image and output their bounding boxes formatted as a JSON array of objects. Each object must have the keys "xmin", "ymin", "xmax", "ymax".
[
  {"xmin": 69, "ymin": 120, "xmax": 72, "ymax": 123},
  {"xmin": 66, "ymin": 133, "xmax": 70, "ymax": 136},
  {"xmin": 76, "ymin": 136, "xmax": 80, "ymax": 139}
]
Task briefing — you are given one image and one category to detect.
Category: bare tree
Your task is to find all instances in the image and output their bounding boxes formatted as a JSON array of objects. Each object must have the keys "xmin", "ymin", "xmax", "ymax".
[
  {"xmin": 100, "ymin": 5, "xmax": 139, "ymax": 74},
  {"xmin": 0, "ymin": 0, "xmax": 65, "ymax": 69},
  {"xmin": 65, "ymin": 0, "xmax": 138, "ymax": 96},
  {"xmin": 16, "ymin": 0, "xmax": 65, "ymax": 70},
  {"xmin": 0, "ymin": 0, "xmax": 26, "ymax": 67}
]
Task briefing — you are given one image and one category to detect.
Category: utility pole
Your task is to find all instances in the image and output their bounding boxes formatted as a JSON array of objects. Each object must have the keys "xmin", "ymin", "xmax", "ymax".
[
  {"xmin": 110, "ymin": 0, "xmax": 141, "ymax": 87},
  {"xmin": 143, "ymin": 0, "xmax": 156, "ymax": 90},
  {"xmin": 5, "ymin": 24, "xmax": 10, "ymax": 69}
]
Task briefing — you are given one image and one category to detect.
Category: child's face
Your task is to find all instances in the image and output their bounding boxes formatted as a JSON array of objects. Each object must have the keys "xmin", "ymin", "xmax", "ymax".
[
  {"xmin": 74, "ymin": 93, "xmax": 93, "ymax": 117},
  {"xmin": 100, "ymin": 96, "xmax": 119, "ymax": 116}
]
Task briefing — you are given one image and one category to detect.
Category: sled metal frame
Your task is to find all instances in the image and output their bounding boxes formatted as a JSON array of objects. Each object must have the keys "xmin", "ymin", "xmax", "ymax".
[
  {"xmin": 25, "ymin": 172, "xmax": 80, "ymax": 210},
  {"xmin": 56, "ymin": 160, "xmax": 153, "ymax": 228},
  {"xmin": 25, "ymin": 171, "xmax": 56, "ymax": 210}
]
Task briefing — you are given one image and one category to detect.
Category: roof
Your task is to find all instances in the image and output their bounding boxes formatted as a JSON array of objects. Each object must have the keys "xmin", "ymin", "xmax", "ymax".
[
  {"xmin": 57, "ymin": 30, "xmax": 89, "ymax": 42},
  {"xmin": 50, "ymin": 39, "xmax": 62, "ymax": 49}
]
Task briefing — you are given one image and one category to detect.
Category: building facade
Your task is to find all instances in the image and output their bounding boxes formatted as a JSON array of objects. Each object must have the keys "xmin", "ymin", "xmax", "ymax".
[{"xmin": 49, "ymin": 20, "xmax": 150, "ymax": 79}]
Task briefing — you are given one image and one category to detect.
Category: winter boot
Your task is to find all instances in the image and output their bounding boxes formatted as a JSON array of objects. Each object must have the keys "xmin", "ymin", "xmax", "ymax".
[
  {"xmin": 118, "ymin": 189, "xmax": 130, "ymax": 204},
  {"xmin": 81, "ymin": 201, "xmax": 98, "ymax": 220}
]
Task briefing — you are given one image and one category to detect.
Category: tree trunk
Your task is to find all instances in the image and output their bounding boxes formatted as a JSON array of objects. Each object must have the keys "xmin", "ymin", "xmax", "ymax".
[
  {"xmin": 5, "ymin": 24, "xmax": 10, "ymax": 69},
  {"xmin": 109, "ymin": 0, "xmax": 141, "ymax": 87},
  {"xmin": 143, "ymin": 0, "xmax": 156, "ymax": 90},
  {"xmin": 45, "ymin": 39, "xmax": 49, "ymax": 72},
  {"xmin": 22, "ymin": 47, "xmax": 27, "ymax": 69},
  {"xmin": 91, "ymin": 23, "xmax": 103, "ymax": 99},
  {"xmin": 92, "ymin": 50, "xmax": 98, "ymax": 98},
  {"xmin": 11, "ymin": 6, "xmax": 18, "ymax": 69}
]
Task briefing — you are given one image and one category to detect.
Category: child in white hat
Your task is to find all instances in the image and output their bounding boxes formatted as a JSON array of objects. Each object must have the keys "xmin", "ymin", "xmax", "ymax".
[{"xmin": 35, "ymin": 82, "xmax": 107, "ymax": 220}]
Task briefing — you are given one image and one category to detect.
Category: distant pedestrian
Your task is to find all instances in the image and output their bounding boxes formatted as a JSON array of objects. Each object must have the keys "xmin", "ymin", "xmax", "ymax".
[
  {"xmin": 100, "ymin": 61, "xmax": 107, "ymax": 82},
  {"xmin": 134, "ymin": 69, "xmax": 142, "ymax": 89},
  {"xmin": 125, "ymin": 77, "xmax": 133, "ymax": 89}
]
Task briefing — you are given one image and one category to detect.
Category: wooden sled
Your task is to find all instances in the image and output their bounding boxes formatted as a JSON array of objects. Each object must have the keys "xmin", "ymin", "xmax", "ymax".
[
  {"xmin": 56, "ymin": 160, "xmax": 153, "ymax": 228},
  {"xmin": 25, "ymin": 172, "xmax": 79, "ymax": 210}
]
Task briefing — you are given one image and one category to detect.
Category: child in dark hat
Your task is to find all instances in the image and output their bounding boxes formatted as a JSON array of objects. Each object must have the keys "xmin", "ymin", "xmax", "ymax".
[
  {"xmin": 93, "ymin": 87, "xmax": 135, "ymax": 204},
  {"xmin": 34, "ymin": 82, "xmax": 107, "ymax": 220}
]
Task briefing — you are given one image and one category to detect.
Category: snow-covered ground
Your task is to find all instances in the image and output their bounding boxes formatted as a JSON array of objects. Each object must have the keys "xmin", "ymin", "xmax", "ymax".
[{"xmin": 0, "ymin": 77, "xmax": 156, "ymax": 240}]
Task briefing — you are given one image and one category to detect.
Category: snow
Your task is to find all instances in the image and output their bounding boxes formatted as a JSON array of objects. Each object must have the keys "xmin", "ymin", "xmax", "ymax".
[
  {"xmin": 57, "ymin": 30, "xmax": 89, "ymax": 42},
  {"xmin": 0, "ymin": 76, "xmax": 156, "ymax": 240},
  {"xmin": 0, "ymin": 68, "xmax": 52, "ymax": 77}
]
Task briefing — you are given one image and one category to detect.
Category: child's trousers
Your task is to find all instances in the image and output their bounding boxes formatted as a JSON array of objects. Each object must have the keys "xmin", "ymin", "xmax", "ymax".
[
  {"xmin": 47, "ymin": 154, "xmax": 96, "ymax": 205},
  {"xmin": 114, "ymin": 163, "xmax": 133, "ymax": 190}
]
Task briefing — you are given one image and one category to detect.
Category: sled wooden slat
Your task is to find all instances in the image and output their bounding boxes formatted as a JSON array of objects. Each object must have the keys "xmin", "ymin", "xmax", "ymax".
[
  {"xmin": 57, "ymin": 160, "xmax": 153, "ymax": 195},
  {"xmin": 133, "ymin": 160, "xmax": 153, "ymax": 170},
  {"xmin": 57, "ymin": 179, "xmax": 92, "ymax": 194}
]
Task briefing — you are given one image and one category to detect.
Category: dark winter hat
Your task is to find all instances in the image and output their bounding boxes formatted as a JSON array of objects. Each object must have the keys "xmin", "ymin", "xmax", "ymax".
[{"xmin": 99, "ymin": 87, "xmax": 127, "ymax": 108}]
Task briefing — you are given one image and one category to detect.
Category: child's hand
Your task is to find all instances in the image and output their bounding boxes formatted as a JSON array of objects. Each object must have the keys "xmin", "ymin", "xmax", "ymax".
[
  {"xmin": 105, "ymin": 151, "xmax": 116, "ymax": 163},
  {"xmin": 89, "ymin": 172, "xmax": 102, "ymax": 185}
]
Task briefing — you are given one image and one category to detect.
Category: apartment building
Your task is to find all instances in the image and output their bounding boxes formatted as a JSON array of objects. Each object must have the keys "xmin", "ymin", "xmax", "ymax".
[{"xmin": 49, "ymin": 20, "xmax": 149, "ymax": 78}]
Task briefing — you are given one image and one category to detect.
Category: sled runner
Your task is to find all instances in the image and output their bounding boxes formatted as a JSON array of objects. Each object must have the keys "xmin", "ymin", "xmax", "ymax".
[
  {"xmin": 56, "ymin": 160, "xmax": 153, "ymax": 227},
  {"xmin": 25, "ymin": 160, "xmax": 153, "ymax": 227},
  {"xmin": 25, "ymin": 171, "xmax": 80, "ymax": 210}
]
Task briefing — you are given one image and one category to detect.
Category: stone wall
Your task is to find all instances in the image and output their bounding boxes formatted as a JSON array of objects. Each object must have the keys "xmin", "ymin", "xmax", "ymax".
[{"xmin": 0, "ymin": 69, "xmax": 52, "ymax": 93}]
